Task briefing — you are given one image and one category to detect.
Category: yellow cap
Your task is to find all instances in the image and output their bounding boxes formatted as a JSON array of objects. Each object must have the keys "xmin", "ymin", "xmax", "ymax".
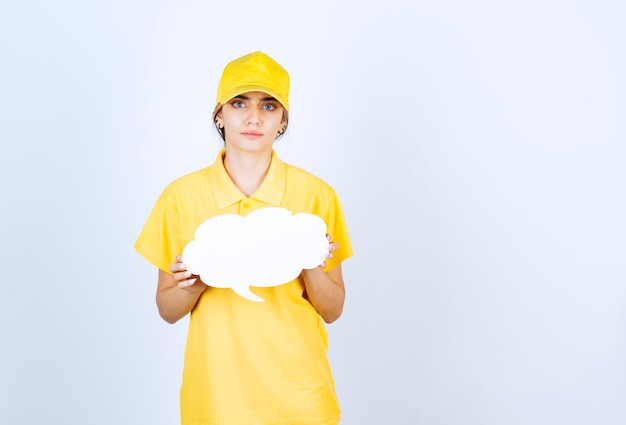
[{"xmin": 215, "ymin": 51, "xmax": 290, "ymax": 111}]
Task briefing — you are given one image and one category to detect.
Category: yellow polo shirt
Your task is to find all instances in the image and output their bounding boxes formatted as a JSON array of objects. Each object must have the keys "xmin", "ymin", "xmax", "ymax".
[{"xmin": 135, "ymin": 149, "xmax": 353, "ymax": 425}]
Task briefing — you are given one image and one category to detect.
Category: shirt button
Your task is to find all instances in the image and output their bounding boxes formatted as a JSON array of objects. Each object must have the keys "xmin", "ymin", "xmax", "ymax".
[{"xmin": 243, "ymin": 202, "xmax": 250, "ymax": 208}]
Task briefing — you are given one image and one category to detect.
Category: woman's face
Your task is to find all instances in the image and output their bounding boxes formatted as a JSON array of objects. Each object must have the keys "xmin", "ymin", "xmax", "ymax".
[{"xmin": 217, "ymin": 91, "xmax": 286, "ymax": 154}]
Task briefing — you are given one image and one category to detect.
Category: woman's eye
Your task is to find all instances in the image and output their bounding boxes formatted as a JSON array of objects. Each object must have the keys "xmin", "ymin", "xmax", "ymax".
[
  {"xmin": 262, "ymin": 103, "xmax": 277, "ymax": 111},
  {"xmin": 232, "ymin": 101, "xmax": 245, "ymax": 108}
]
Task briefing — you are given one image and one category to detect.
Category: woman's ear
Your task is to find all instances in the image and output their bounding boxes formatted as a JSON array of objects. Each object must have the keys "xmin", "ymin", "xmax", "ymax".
[
  {"xmin": 278, "ymin": 111, "xmax": 288, "ymax": 134},
  {"xmin": 214, "ymin": 111, "xmax": 224, "ymax": 129}
]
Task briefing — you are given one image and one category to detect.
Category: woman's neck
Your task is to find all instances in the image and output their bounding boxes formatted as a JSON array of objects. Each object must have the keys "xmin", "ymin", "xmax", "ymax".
[{"xmin": 222, "ymin": 148, "xmax": 272, "ymax": 197}]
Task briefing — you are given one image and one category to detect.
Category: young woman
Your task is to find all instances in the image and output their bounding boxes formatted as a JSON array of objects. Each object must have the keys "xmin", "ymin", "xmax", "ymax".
[{"xmin": 135, "ymin": 51, "xmax": 353, "ymax": 425}]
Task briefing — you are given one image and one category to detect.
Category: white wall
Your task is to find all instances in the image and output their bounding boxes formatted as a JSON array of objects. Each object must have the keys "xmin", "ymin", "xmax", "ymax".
[{"xmin": 1, "ymin": 1, "xmax": 624, "ymax": 424}]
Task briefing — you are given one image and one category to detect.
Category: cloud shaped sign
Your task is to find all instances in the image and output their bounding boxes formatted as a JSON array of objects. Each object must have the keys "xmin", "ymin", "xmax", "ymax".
[{"xmin": 182, "ymin": 207, "xmax": 329, "ymax": 302}]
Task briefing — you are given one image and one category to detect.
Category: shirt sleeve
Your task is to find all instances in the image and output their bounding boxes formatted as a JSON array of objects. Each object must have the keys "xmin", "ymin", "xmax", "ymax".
[
  {"xmin": 321, "ymin": 188, "xmax": 353, "ymax": 271},
  {"xmin": 134, "ymin": 187, "xmax": 185, "ymax": 274}
]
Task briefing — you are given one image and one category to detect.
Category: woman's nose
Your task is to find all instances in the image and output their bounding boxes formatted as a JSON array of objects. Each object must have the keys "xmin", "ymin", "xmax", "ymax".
[{"xmin": 247, "ymin": 108, "xmax": 261, "ymax": 126}]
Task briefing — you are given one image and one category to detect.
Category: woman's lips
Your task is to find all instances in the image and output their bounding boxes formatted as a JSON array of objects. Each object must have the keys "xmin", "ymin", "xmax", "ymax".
[{"xmin": 241, "ymin": 131, "xmax": 262, "ymax": 138}]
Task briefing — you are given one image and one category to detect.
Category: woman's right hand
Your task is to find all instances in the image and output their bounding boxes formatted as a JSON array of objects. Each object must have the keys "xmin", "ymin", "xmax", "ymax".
[
  {"xmin": 169, "ymin": 255, "xmax": 204, "ymax": 291},
  {"xmin": 157, "ymin": 256, "xmax": 205, "ymax": 323}
]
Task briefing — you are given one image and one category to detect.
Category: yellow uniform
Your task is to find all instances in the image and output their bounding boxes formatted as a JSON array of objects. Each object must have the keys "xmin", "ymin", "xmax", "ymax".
[{"xmin": 135, "ymin": 149, "xmax": 353, "ymax": 425}]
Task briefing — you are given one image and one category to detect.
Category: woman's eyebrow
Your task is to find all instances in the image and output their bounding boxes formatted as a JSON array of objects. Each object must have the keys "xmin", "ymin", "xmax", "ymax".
[{"xmin": 233, "ymin": 95, "xmax": 278, "ymax": 102}]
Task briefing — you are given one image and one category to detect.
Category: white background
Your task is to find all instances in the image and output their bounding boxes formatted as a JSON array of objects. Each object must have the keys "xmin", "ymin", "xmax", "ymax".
[{"xmin": 1, "ymin": 1, "xmax": 624, "ymax": 424}]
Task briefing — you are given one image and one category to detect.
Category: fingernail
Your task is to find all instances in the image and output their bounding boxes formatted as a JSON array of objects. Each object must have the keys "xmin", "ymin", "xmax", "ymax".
[{"xmin": 184, "ymin": 271, "xmax": 191, "ymax": 277}]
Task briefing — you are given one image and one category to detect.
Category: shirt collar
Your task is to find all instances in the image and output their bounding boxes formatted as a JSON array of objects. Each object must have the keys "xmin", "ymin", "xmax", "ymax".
[{"xmin": 211, "ymin": 148, "xmax": 286, "ymax": 209}]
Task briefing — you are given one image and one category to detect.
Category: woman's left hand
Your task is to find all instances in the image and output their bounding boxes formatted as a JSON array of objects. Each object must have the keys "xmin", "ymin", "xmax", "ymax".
[
  {"xmin": 301, "ymin": 233, "xmax": 345, "ymax": 323},
  {"xmin": 320, "ymin": 234, "xmax": 338, "ymax": 268}
]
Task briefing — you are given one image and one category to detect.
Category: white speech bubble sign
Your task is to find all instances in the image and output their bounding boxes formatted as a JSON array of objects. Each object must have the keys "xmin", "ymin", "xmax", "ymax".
[{"xmin": 182, "ymin": 207, "xmax": 329, "ymax": 302}]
